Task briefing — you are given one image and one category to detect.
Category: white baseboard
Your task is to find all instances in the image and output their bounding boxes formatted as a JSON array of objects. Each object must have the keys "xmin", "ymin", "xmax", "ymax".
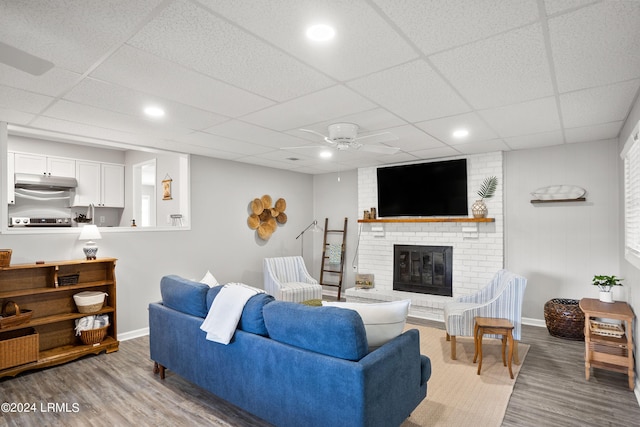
[
  {"xmin": 522, "ymin": 317, "xmax": 546, "ymax": 328},
  {"xmin": 636, "ymin": 378, "xmax": 640, "ymax": 406},
  {"xmin": 117, "ymin": 327, "xmax": 148, "ymax": 341}
]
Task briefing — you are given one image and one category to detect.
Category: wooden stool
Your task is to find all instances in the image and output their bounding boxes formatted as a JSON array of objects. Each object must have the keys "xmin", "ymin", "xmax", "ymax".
[{"xmin": 473, "ymin": 317, "xmax": 515, "ymax": 379}]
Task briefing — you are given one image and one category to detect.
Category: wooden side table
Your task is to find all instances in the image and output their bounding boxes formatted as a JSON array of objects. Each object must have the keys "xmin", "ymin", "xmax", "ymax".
[
  {"xmin": 473, "ymin": 317, "xmax": 516, "ymax": 379},
  {"xmin": 579, "ymin": 298, "xmax": 635, "ymax": 390}
]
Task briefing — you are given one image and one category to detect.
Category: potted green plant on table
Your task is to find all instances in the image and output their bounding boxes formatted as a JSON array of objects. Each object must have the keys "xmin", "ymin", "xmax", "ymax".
[
  {"xmin": 471, "ymin": 176, "xmax": 498, "ymax": 218},
  {"xmin": 592, "ymin": 275, "xmax": 623, "ymax": 303}
]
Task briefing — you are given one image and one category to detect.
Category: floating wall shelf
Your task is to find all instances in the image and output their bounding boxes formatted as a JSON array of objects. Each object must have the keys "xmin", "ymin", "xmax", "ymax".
[
  {"xmin": 530, "ymin": 198, "xmax": 586, "ymax": 204},
  {"xmin": 358, "ymin": 218, "xmax": 495, "ymax": 223}
]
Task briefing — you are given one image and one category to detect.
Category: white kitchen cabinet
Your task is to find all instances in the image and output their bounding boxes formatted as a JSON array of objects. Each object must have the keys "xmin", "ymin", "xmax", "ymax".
[
  {"xmin": 13, "ymin": 152, "xmax": 75, "ymax": 177},
  {"xmin": 73, "ymin": 161, "xmax": 124, "ymax": 208},
  {"xmin": 101, "ymin": 163, "xmax": 125, "ymax": 207},
  {"xmin": 7, "ymin": 152, "xmax": 14, "ymax": 204}
]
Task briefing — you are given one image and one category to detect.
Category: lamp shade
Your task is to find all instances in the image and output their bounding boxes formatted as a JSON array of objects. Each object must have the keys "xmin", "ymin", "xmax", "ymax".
[{"xmin": 79, "ymin": 224, "xmax": 102, "ymax": 241}]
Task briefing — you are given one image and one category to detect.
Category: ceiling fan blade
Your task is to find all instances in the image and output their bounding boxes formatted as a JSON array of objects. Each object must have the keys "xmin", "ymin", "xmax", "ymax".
[
  {"xmin": 359, "ymin": 144, "xmax": 400, "ymax": 155},
  {"xmin": 0, "ymin": 42, "xmax": 54, "ymax": 76},
  {"xmin": 354, "ymin": 131, "xmax": 398, "ymax": 143},
  {"xmin": 298, "ymin": 128, "xmax": 328, "ymax": 139}
]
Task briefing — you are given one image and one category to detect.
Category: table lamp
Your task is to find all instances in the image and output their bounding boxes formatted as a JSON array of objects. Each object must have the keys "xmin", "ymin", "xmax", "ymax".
[{"xmin": 79, "ymin": 224, "xmax": 102, "ymax": 260}]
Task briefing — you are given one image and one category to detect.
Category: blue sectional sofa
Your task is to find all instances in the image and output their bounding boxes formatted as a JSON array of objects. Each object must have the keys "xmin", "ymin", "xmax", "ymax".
[{"xmin": 149, "ymin": 275, "xmax": 431, "ymax": 427}]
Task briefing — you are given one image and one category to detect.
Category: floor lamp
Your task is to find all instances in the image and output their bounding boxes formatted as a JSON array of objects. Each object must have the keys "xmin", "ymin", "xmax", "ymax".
[{"xmin": 296, "ymin": 220, "xmax": 323, "ymax": 257}]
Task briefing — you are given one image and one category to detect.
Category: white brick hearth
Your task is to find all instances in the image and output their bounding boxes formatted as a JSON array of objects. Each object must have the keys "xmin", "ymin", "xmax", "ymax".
[{"xmin": 346, "ymin": 152, "xmax": 504, "ymax": 320}]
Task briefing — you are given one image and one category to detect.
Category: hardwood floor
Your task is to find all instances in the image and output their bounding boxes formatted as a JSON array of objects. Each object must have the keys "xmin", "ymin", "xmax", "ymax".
[{"xmin": 1, "ymin": 319, "xmax": 638, "ymax": 426}]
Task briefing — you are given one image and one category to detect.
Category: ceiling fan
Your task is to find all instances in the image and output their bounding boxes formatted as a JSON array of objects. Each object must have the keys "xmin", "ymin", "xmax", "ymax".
[{"xmin": 294, "ymin": 123, "xmax": 400, "ymax": 155}]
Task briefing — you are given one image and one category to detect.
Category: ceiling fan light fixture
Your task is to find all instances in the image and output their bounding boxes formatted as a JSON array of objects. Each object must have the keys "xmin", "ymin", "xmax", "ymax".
[
  {"xmin": 320, "ymin": 150, "xmax": 333, "ymax": 158},
  {"xmin": 328, "ymin": 123, "xmax": 359, "ymax": 142},
  {"xmin": 306, "ymin": 24, "xmax": 336, "ymax": 42}
]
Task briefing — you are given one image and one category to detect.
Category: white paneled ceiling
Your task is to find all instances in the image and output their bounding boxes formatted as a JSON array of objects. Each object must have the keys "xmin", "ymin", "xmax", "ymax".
[{"xmin": 0, "ymin": 0, "xmax": 639, "ymax": 174}]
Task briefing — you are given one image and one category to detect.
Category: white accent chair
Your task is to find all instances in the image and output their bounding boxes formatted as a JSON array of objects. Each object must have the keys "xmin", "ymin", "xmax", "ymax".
[
  {"xmin": 263, "ymin": 256, "xmax": 323, "ymax": 302},
  {"xmin": 444, "ymin": 269, "xmax": 527, "ymax": 361}
]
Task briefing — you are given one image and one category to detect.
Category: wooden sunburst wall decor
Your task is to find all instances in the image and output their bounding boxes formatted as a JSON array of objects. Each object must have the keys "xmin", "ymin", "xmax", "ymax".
[{"xmin": 247, "ymin": 195, "xmax": 287, "ymax": 240}]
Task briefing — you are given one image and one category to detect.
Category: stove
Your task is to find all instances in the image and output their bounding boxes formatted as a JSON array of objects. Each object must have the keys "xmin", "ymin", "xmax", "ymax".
[{"xmin": 10, "ymin": 217, "xmax": 72, "ymax": 227}]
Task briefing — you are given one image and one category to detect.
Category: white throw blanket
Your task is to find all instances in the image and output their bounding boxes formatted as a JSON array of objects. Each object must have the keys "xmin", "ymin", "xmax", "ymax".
[{"xmin": 200, "ymin": 283, "xmax": 264, "ymax": 344}]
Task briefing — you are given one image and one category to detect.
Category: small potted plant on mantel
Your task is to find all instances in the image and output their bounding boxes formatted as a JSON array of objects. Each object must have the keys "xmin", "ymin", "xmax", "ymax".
[
  {"xmin": 471, "ymin": 176, "xmax": 498, "ymax": 218},
  {"xmin": 592, "ymin": 275, "xmax": 623, "ymax": 303}
]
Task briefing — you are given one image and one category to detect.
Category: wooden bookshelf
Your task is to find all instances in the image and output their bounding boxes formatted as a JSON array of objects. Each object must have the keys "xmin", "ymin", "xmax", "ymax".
[{"xmin": 0, "ymin": 258, "xmax": 118, "ymax": 378}]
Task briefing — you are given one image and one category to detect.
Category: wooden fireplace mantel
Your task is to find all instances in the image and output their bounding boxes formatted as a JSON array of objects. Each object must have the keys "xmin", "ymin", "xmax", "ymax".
[{"xmin": 358, "ymin": 218, "xmax": 495, "ymax": 223}]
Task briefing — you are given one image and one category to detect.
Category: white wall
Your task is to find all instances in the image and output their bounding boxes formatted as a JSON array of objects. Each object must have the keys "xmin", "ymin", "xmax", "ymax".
[
  {"xmin": 505, "ymin": 140, "xmax": 621, "ymax": 320},
  {"xmin": 1, "ymin": 155, "xmax": 313, "ymax": 336},
  {"xmin": 311, "ymin": 170, "xmax": 359, "ymax": 295}
]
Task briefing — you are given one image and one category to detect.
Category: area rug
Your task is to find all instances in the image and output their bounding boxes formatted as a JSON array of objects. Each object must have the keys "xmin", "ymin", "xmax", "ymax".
[{"xmin": 401, "ymin": 324, "xmax": 530, "ymax": 427}]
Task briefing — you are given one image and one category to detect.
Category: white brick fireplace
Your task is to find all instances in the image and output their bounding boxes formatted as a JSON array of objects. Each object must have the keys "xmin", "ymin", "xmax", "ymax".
[{"xmin": 345, "ymin": 152, "xmax": 504, "ymax": 320}]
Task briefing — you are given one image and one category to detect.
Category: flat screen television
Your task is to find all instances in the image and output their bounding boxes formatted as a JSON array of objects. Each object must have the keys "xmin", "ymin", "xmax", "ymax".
[{"xmin": 376, "ymin": 159, "xmax": 468, "ymax": 217}]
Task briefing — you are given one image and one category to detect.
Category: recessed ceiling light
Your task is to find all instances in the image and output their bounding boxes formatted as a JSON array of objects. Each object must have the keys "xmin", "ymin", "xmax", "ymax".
[
  {"xmin": 452, "ymin": 129, "xmax": 469, "ymax": 138},
  {"xmin": 306, "ymin": 24, "xmax": 335, "ymax": 42},
  {"xmin": 144, "ymin": 106, "xmax": 165, "ymax": 118},
  {"xmin": 320, "ymin": 150, "xmax": 333, "ymax": 158}
]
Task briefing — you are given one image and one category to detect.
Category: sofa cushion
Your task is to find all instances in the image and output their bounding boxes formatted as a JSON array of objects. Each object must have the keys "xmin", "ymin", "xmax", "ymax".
[
  {"xmin": 322, "ymin": 300, "xmax": 411, "ymax": 350},
  {"xmin": 263, "ymin": 301, "xmax": 368, "ymax": 361},
  {"xmin": 160, "ymin": 275, "xmax": 210, "ymax": 318},
  {"xmin": 206, "ymin": 285, "xmax": 274, "ymax": 336}
]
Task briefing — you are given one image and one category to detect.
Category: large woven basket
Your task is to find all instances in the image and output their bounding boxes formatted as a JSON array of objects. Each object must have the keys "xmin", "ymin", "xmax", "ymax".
[
  {"xmin": 0, "ymin": 327, "xmax": 38, "ymax": 370},
  {"xmin": 79, "ymin": 326, "xmax": 108, "ymax": 345},
  {"xmin": 544, "ymin": 298, "xmax": 585, "ymax": 340}
]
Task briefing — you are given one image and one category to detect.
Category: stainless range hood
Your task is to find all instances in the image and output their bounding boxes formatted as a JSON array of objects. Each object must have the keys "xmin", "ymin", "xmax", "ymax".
[{"xmin": 14, "ymin": 173, "xmax": 77, "ymax": 191}]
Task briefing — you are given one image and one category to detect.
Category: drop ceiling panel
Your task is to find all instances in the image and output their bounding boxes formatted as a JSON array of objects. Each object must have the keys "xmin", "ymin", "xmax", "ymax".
[
  {"xmin": 452, "ymin": 139, "xmax": 511, "ymax": 155},
  {"xmin": 479, "ymin": 97, "xmax": 561, "ymax": 138},
  {"xmin": 0, "ymin": 65, "xmax": 81, "ymax": 97},
  {"xmin": 560, "ymin": 80, "xmax": 640, "ymax": 129},
  {"xmin": 198, "ymin": 0, "xmax": 418, "ymax": 81},
  {"xmin": 405, "ymin": 146, "xmax": 461, "ymax": 159},
  {"xmin": 0, "ymin": 108, "xmax": 35, "ymax": 125},
  {"xmin": 348, "ymin": 60, "xmax": 470, "ymax": 122},
  {"xmin": 373, "ymin": 0, "xmax": 539, "ymax": 55},
  {"xmin": 128, "ymin": 0, "xmax": 335, "ymax": 102},
  {"xmin": 90, "ymin": 46, "xmax": 274, "ymax": 117},
  {"xmin": 0, "ymin": 0, "xmax": 164, "ymax": 73},
  {"xmin": 174, "ymin": 131, "xmax": 273, "ymax": 156},
  {"xmin": 544, "ymin": 0, "xmax": 599, "ymax": 16},
  {"xmin": 504, "ymin": 130, "xmax": 564, "ymax": 150},
  {"xmin": 241, "ymin": 85, "xmax": 377, "ymax": 131},
  {"xmin": 565, "ymin": 122, "xmax": 623, "ymax": 144},
  {"xmin": 0, "ymin": 86, "xmax": 54, "ymax": 113},
  {"xmin": 64, "ymin": 78, "xmax": 228, "ymax": 131},
  {"xmin": 378, "ymin": 125, "xmax": 446, "ymax": 152},
  {"xmin": 294, "ymin": 108, "xmax": 407, "ymax": 136},
  {"xmin": 202, "ymin": 120, "xmax": 313, "ymax": 149},
  {"xmin": 416, "ymin": 112, "xmax": 498, "ymax": 145},
  {"xmin": 549, "ymin": 1, "xmax": 640, "ymax": 92},
  {"xmin": 42, "ymin": 100, "xmax": 191, "ymax": 140},
  {"xmin": 431, "ymin": 24, "xmax": 554, "ymax": 109}
]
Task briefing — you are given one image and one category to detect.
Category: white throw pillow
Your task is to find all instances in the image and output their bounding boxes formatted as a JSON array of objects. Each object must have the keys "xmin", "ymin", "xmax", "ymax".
[
  {"xmin": 322, "ymin": 300, "xmax": 411, "ymax": 349},
  {"xmin": 200, "ymin": 270, "xmax": 219, "ymax": 288}
]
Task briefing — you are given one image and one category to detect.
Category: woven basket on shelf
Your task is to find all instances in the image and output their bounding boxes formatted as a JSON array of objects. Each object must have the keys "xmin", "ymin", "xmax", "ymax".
[
  {"xmin": 544, "ymin": 298, "xmax": 585, "ymax": 340},
  {"xmin": 79, "ymin": 326, "xmax": 108, "ymax": 345},
  {"xmin": 0, "ymin": 249, "xmax": 12, "ymax": 267},
  {"xmin": 0, "ymin": 301, "xmax": 33, "ymax": 329}
]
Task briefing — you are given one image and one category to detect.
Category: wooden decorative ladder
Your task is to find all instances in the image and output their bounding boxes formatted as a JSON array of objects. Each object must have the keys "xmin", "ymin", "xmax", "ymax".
[{"xmin": 319, "ymin": 217, "xmax": 348, "ymax": 301}]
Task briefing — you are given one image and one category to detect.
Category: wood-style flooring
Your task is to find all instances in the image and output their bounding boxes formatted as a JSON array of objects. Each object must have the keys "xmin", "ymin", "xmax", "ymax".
[{"xmin": 1, "ymin": 319, "xmax": 638, "ymax": 427}]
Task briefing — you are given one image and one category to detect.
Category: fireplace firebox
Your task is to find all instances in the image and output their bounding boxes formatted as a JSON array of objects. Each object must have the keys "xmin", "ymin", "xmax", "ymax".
[{"xmin": 393, "ymin": 245, "xmax": 452, "ymax": 296}]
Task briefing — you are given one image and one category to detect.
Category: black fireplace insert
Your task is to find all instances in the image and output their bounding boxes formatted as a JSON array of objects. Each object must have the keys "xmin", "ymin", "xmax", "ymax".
[{"xmin": 393, "ymin": 245, "xmax": 452, "ymax": 296}]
